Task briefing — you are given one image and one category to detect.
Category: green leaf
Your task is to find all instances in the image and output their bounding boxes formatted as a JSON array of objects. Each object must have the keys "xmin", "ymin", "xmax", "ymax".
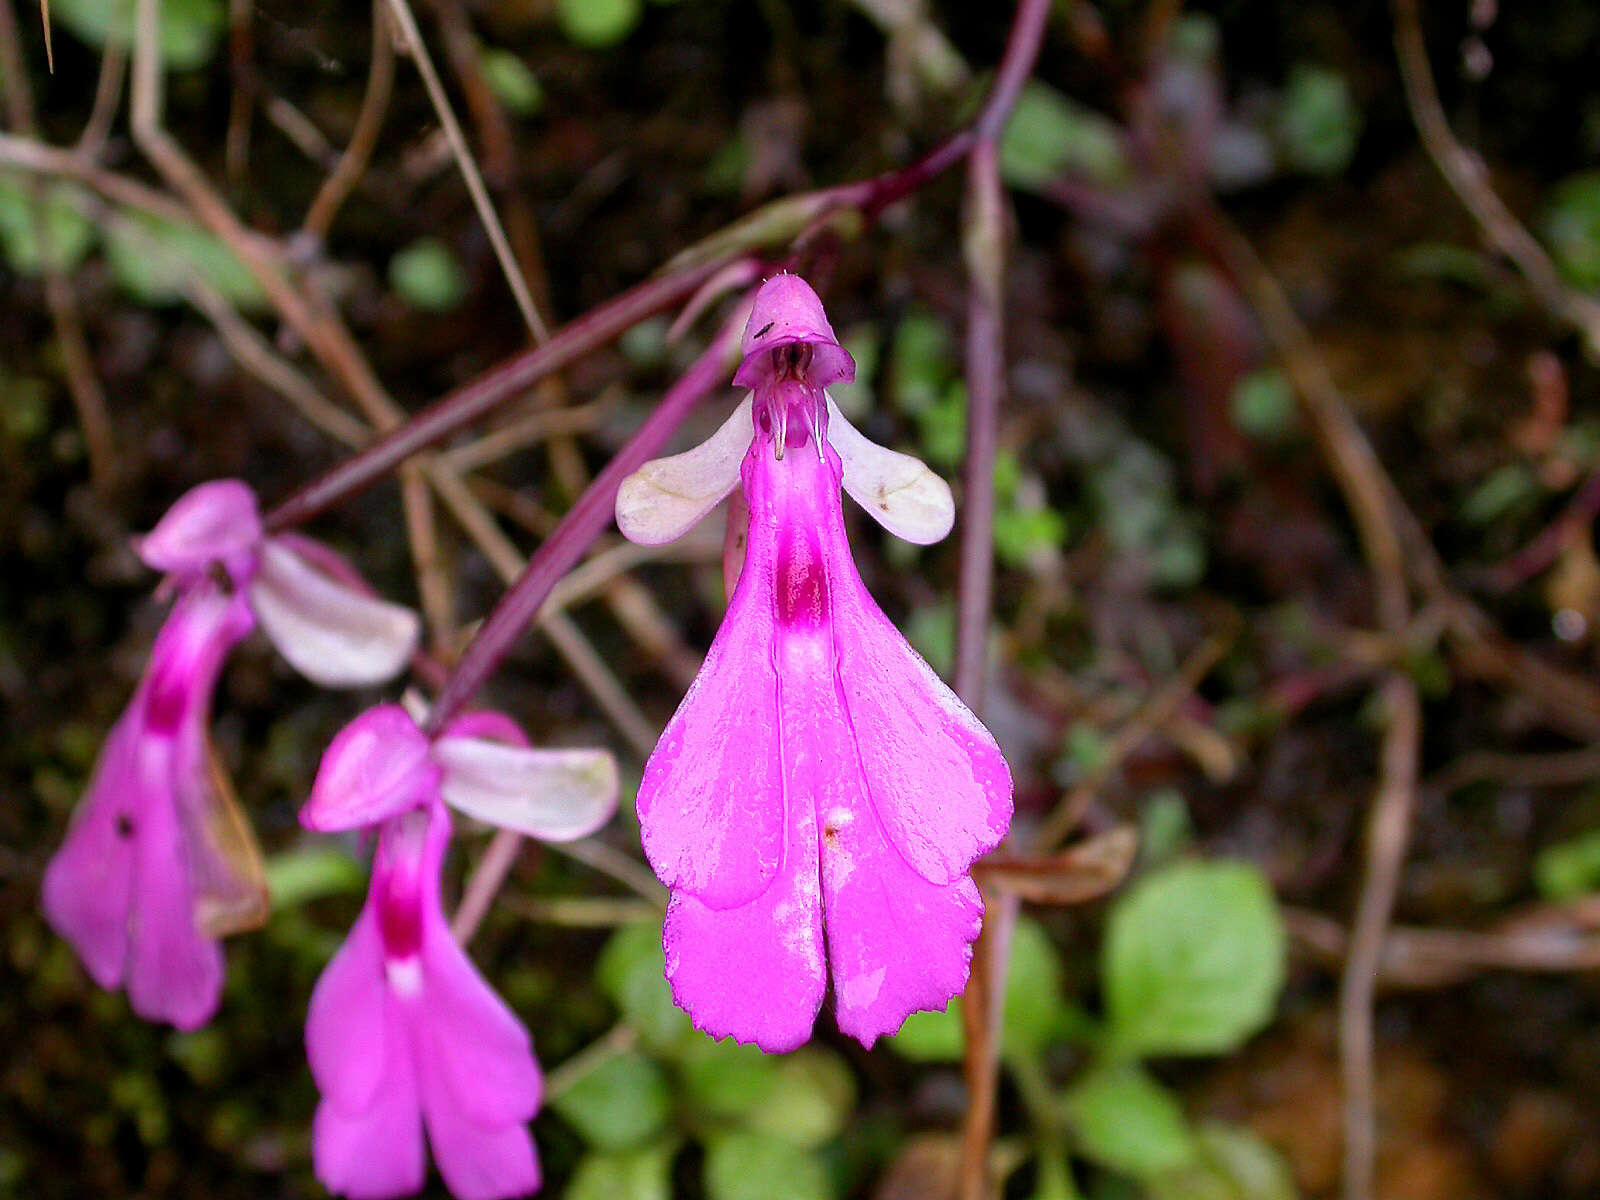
[
  {"xmin": 678, "ymin": 1034, "xmax": 779, "ymax": 1119},
  {"xmin": 1065, "ymin": 1064, "xmax": 1197, "ymax": 1179},
  {"xmin": 103, "ymin": 212, "xmax": 267, "ymax": 310},
  {"xmin": 557, "ymin": 0, "xmax": 643, "ymax": 48},
  {"xmin": 1229, "ymin": 368, "xmax": 1300, "ymax": 443},
  {"xmin": 1275, "ymin": 65, "xmax": 1360, "ymax": 177},
  {"xmin": 51, "ymin": 0, "xmax": 224, "ymax": 70},
  {"xmin": 1002, "ymin": 917, "xmax": 1068, "ymax": 1057},
  {"xmin": 1104, "ymin": 860, "xmax": 1286, "ymax": 1057},
  {"xmin": 389, "ymin": 237, "xmax": 468, "ymax": 312},
  {"xmin": 597, "ymin": 919, "xmax": 693, "ymax": 1047},
  {"xmin": 1460, "ymin": 463, "xmax": 1539, "ymax": 525},
  {"xmin": 742, "ymin": 1049, "xmax": 856, "ymax": 1149},
  {"xmin": 893, "ymin": 917, "xmax": 1074, "ymax": 1062},
  {"xmin": 551, "ymin": 1051, "xmax": 673, "ymax": 1150},
  {"xmin": 0, "ymin": 175, "xmax": 95, "ymax": 276},
  {"xmin": 1001, "ymin": 81, "xmax": 1127, "ymax": 192},
  {"xmin": 995, "ymin": 505, "xmax": 1068, "ymax": 569},
  {"xmin": 890, "ymin": 314, "xmax": 955, "ymax": 416},
  {"xmin": 704, "ymin": 1132, "xmax": 834, "ymax": 1200},
  {"xmin": 1534, "ymin": 829, "xmax": 1600, "ymax": 900},
  {"xmin": 1147, "ymin": 1123, "xmax": 1297, "ymax": 1200},
  {"xmin": 263, "ymin": 846, "xmax": 367, "ymax": 909},
  {"xmin": 480, "ymin": 49, "xmax": 543, "ymax": 116},
  {"xmin": 568, "ymin": 1140, "xmax": 679, "ymax": 1200},
  {"xmin": 1543, "ymin": 171, "xmax": 1600, "ymax": 291},
  {"xmin": 889, "ymin": 1000, "xmax": 964, "ymax": 1062}
]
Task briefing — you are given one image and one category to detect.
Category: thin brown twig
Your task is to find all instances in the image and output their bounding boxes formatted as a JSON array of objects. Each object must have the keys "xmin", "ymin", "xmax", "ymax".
[
  {"xmin": 302, "ymin": 0, "xmax": 396, "ymax": 244},
  {"xmin": 953, "ymin": 3, "xmax": 1052, "ymax": 1197},
  {"xmin": 1032, "ymin": 613, "xmax": 1239, "ymax": 853},
  {"xmin": 1392, "ymin": 0, "xmax": 1600, "ymax": 357},
  {"xmin": 1198, "ymin": 202, "xmax": 1423, "ymax": 1200},
  {"xmin": 0, "ymin": 0, "xmax": 116, "ymax": 492},
  {"xmin": 383, "ymin": 0, "xmax": 547, "ymax": 342},
  {"xmin": 1287, "ymin": 900, "xmax": 1600, "ymax": 988},
  {"xmin": 73, "ymin": 41, "xmax": 125, "ymax": 160}
]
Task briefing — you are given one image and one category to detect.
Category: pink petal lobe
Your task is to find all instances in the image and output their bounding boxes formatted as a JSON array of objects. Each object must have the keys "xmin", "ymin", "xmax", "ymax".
[
  {"xmin": 307, "ymin": 905, "xmax": 391, "ymax": 1114},
  {"xmin": 817, "ymin": 469, "xmax": 1013, "ymax": 884},
  {"xmin": 636, "ymin": 537, "xmax": 784, "ymax": 909},
  {"xmin": 40, "ymin": 712, "xmax": 140, "ymax": 991},
  {"xmin": 312, "ymin": 999, "xmax": 426, "ymax": 1200},
  {"xmin": 136, "ymin": 479, "xmax": 263, "ymax": 584},
  {"xmin": 125, "ymin": 734, "xmax": 225, "ymax": 1030},
  {"xmin": 302, "ymin": 705, "xmax": 441, "ymax": 833},
  {"xmin": 418, "ymin": 905, "xmax": 543, "ymax": 1128},
  {"xmin": 662, "ymin": 796, "xmax": 826, "ymax": 1053},
  {"xmin": 822, "ymin": 811, "xmax": 984, "ymax": 1047},
  {"xmin": 420, "ymin": 1059, "xmax": 542, "ymax": 1200}
]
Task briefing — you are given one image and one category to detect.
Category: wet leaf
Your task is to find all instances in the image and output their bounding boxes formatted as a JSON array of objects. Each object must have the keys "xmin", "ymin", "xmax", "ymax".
[
  {"xmin": 704, "ymin": 1132, "xmax": 834, "ymax": 1200},
  {"xmin": 0, "ymin": 175, "xmax": 95, "ymax": 276},
  {"xmin": 389, "ymin": 237, "xmax": 467, "ymax": 312},
  {"xmin": 552, "ymin": 1050, "xmax": 673, "ymax": 1150},
  {"xmin": 557, "ymin": 0, "xmax": 643, "ymax": 49},
  {"xmin": 568, "ymin": 1139, "xmax": 679, "ymax": 1200},
  {"xmin": 598, "ymin": 919, "xmax": 693, "ymax": 1048},
  {"xmin": 51, "ymin": 0, "xmax": 224, "ymax": 69},
  {"xmin": 1104, "ymin": 860, "xmax": 1286, "ymax": 1057},
  {"xmin": 1066, "ymin": 1064, "xmax": 1197, "ymax": 1178}
]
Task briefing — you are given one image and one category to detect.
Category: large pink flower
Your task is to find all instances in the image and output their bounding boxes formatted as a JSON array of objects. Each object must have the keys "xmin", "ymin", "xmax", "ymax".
[
  {"xmin": 42, "ymin": 480, "xmax": 422, "ymax": 1028},
  {"xmin": 302, "ymin": 704, "xmax": 617, "ymax": 1200},
  {"xmin": 616, "ymin": 275, "xmax": 1014, "ymax": 1051}
]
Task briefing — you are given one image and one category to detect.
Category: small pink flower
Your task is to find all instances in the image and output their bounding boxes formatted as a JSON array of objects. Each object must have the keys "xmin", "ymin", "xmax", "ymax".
[
  {"xmin": 41, "ymin": 584, "xmax": 255, "ymax": 1029},
  {"xmin": 302, "ymin": 705, "xmax": 617, "ymax": 1200},
  {"xmin": 42, "ymin": 481, "xmax": 422, "ymax": 1027},
  {"xmin": 138, "ymin": 479, "xmax": 422, "ymax": 688},
  {"xmin": 616, "ymin": 275, "xmax": 1014, "ymax": 1051}
]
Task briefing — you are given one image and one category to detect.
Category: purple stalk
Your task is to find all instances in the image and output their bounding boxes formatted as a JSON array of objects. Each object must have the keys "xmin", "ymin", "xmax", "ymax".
[
  {"xmin": 421, "ymin": 312, "xmax": 744, "ymax": 734},
  {"xmin": 263, "ymin": 261, "xmax": 724, "ymax": 533},
  {"xmin": 951, "ymin": 4, "xmax": 1052, "ymax": 1200}
]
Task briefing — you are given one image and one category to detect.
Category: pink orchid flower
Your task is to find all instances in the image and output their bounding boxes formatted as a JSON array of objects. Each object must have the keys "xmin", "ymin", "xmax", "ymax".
[
  {"xmin": 615, "ymin": 274, "xmax": 1014, "ymax": 1051},
  {"xmin": 42, "ymin": 480, "xmax": 422, "ymax": 1028},
  {"xmin": 41, "ymin": 583, "xmax": 255, "ymax": 1029},
  {"xmin": 302, "ymin": 704, "xmax": 617, "ymax": 1200}
]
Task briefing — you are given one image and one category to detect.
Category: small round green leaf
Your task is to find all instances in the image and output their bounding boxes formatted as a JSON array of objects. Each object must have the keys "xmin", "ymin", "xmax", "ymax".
[
  {"xmin": 557, "ymin": 0, "xmax": 643, "ymax": 48},
  {"xmin": 1148, "ymin": 1122, "xmax": 1298, "ymax": 1200},
  {"xmin": 704, "ymin": 1133, "xmax": 833, "ymax": 1200},
  {"xmin": 597, "ymin": 919, "xmax": 693, "ymax": 1047},
  {"xmin": 568, "ymin": 1139, "xmax": 678, "ymax": 1200},
  {"xmin": 481, "ymin": 49, "xmax": 543, "ymax": 116},
  {"xmin": 389, "ymin": 238, "xmax": 468, "ymax": 312},
  {"xmin": 0, "ymin": 176, "xmax": 95, "ymax": 276},
  {"xmin": 1275, "ymin": 65, "xmax": 1360, "ymax": 177},
  {"xmin": 742, "ymin": 1049, "xmax": 856, "ymax": 1149},
  {"xmin": 551, "ymin": 1051, "xmax": 672, "ymax": 1151},
  {"xmin": 1065, "ymin": 1065, "xmax": 1198, "ymax": 1179},
  {"xmin": 678, "ymin": 1034, "xmax": 778, "ymax": 1118},
  {"xmin": 1104, "ymin": 860, "xmax": 1286, "ymax": 1057}
]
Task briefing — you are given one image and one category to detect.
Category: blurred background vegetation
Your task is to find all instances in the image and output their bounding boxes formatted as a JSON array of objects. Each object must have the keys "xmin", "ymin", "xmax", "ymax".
[{"xmin": 6, "ymin": 0, "xmax": 1600, "ymax": 1197}]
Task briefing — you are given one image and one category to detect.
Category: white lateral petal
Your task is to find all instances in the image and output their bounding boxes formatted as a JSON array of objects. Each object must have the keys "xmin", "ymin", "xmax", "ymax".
[
  {"xmin": 249, "ymin": 540, "xmax": 420, "ymax": 687},
  {"xmin": 826, "ymin": 395, "xmax": 955, "ymax": 545},
  {"xmin": 615, "ymin": 396, "xmax": 753, "ymax": 546},
  {"xmin": 433, "ymin": 737, "xmax": 619, "ymax": 842}
]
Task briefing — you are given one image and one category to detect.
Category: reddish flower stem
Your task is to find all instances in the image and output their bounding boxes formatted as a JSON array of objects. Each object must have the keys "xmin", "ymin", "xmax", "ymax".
[
  {"xmin": 421, "ymin": 313, "xmax": 744, "ymax": 735},
  {"xmin": 951, "ymin": 3, "xmax": 1053, "ymax": 1199},
  {"xmin": 263, "ymin": 262, "xmax": 722, "ymax": 533}
]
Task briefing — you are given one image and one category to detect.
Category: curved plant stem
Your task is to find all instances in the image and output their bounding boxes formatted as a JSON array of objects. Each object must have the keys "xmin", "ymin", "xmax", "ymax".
[{"xmin": 950, "ymin": 4, "xmax": 1052, "ymax": 1199}]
